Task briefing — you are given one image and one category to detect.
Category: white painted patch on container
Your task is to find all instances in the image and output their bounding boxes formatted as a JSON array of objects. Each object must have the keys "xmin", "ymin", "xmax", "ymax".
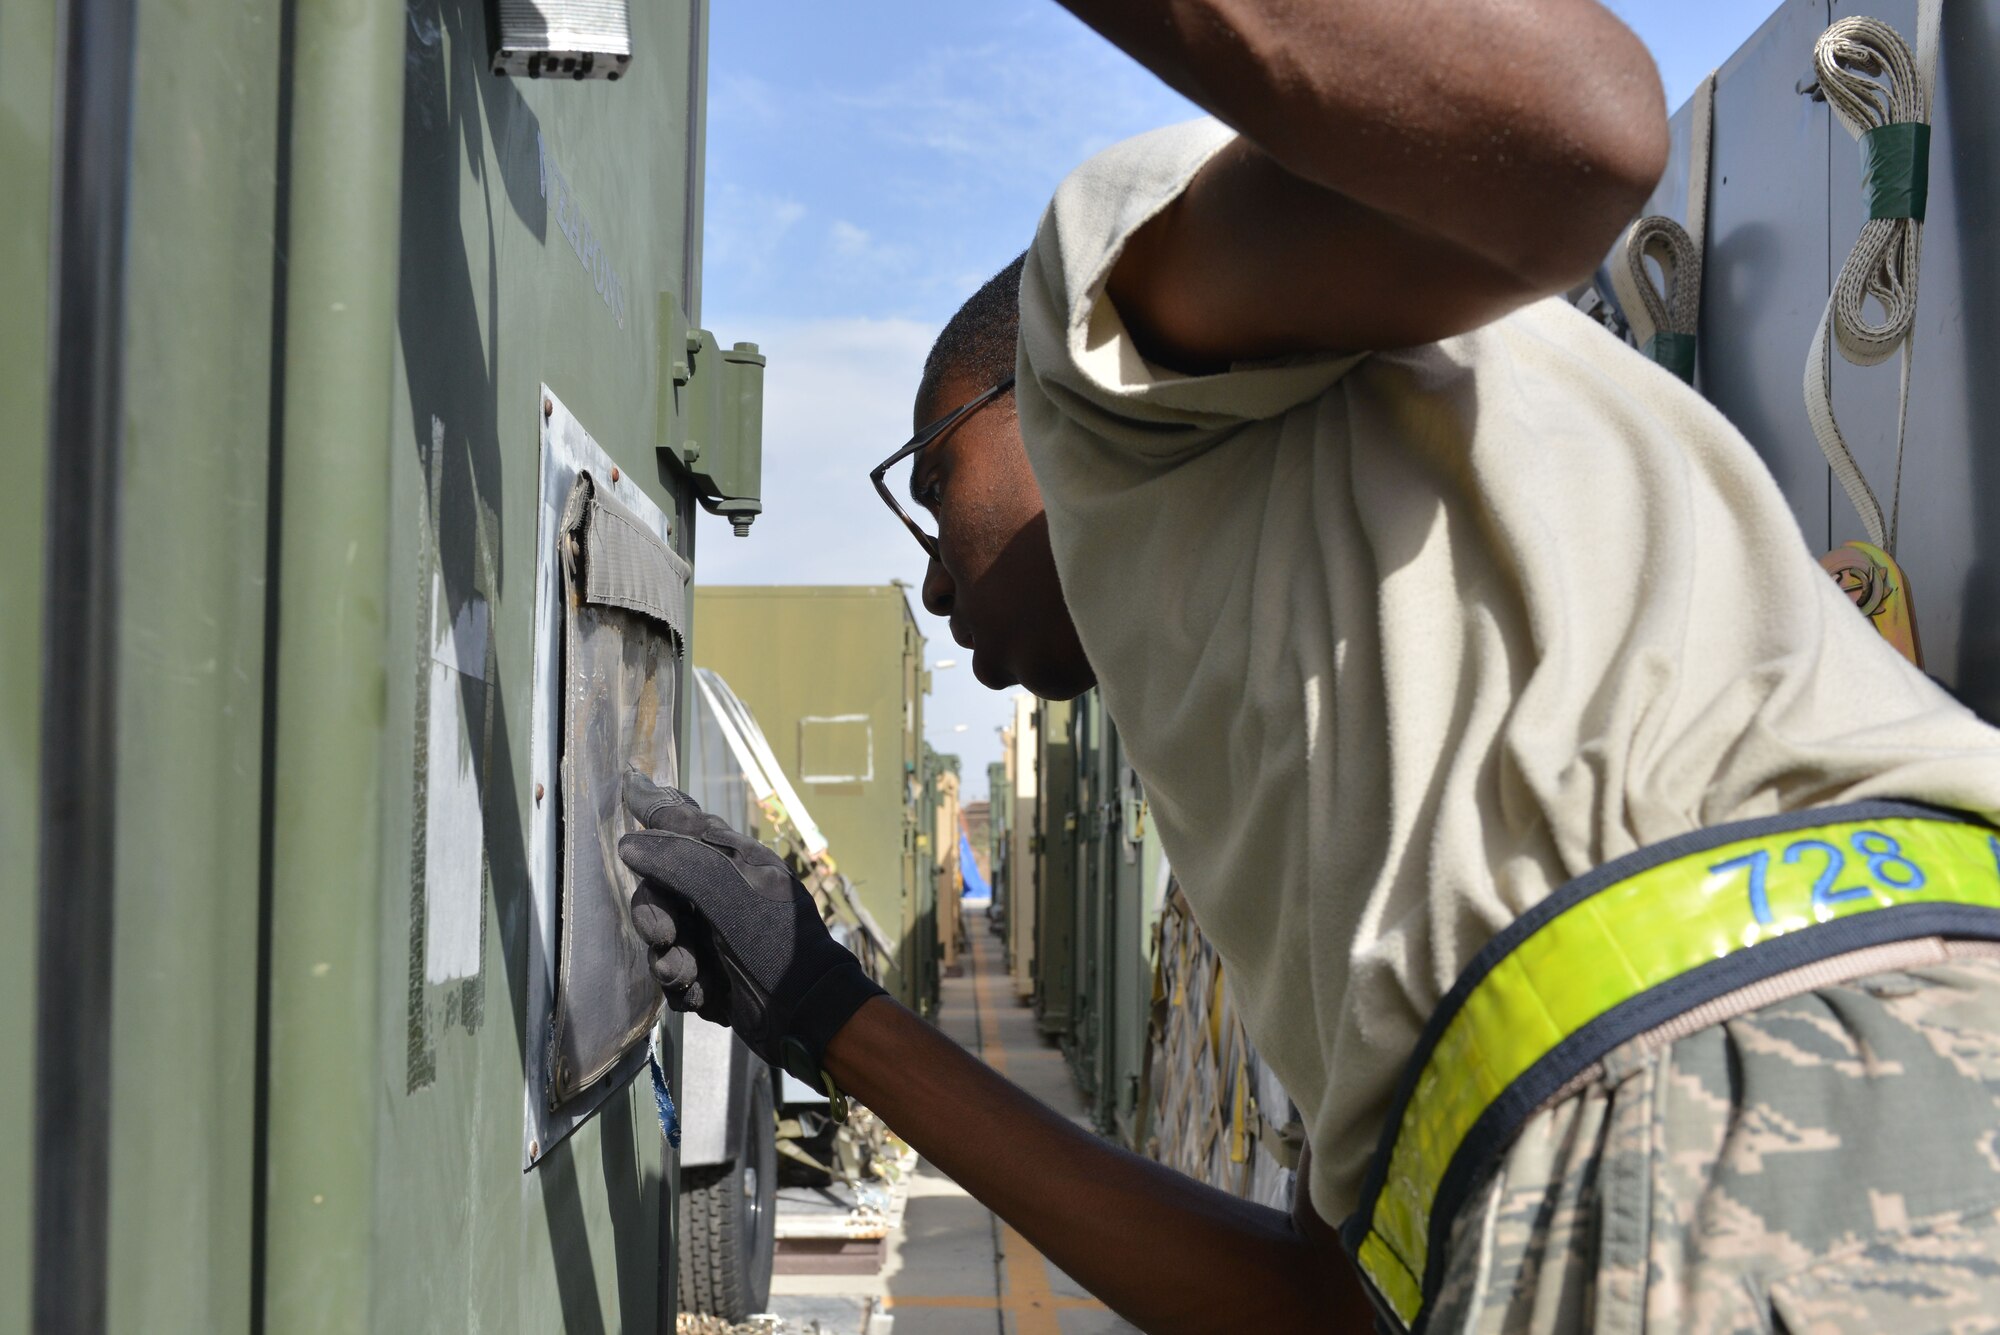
[
  {"xmin": 1303, "ymin": 673, "xmax": 1323, "ymax": 763},
  {"xmin": 430, "ymin": 566, "xmax": 490, "ymax": 679},
  {"xmin": 799, "ymin": 714, "xmax": 874, "ymax": 784},
  {"xmin": 439, "ymin": 592, "xmax": 489, "ymax": 676},
  {"xmin": 423, "ymin": 656, "xmax": 485, "ymax": 983}
]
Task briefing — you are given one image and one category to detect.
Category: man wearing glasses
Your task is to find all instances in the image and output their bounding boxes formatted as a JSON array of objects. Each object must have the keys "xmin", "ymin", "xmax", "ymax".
[{"xmin": 621, "ymin": 1, "xmax": 2000, "ymax": 1330}]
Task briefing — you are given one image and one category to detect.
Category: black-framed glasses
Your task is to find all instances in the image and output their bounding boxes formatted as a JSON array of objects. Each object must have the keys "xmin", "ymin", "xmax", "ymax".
[{"xmin": 869, "ymin": 375, "xmax": 1015, "ymax": 560}]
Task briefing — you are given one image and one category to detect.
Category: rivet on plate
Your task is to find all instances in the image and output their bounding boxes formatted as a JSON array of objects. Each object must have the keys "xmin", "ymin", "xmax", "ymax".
[
  {"xmin": 543, "ymin": 397, "xmax": 553, "ymax": 419},
  {"xmin": 610, "ymin": 466, "xmax": 621, "ymax": 483},
  {"xmin": 535, "ymin": 782, "xmax": 545, "ymax": 805},
  {"xmin": 529, "ymin": 1139, "xmax": 541, "ymax": 1159}
]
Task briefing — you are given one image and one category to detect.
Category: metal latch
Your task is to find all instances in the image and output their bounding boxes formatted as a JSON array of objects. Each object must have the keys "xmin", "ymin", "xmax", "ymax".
[{"xmin": 660, "ymin": 295, "xmax": 766, "ymax": 536}]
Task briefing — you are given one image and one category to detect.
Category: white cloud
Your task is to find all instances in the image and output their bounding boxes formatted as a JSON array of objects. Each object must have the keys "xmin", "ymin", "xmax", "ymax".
[
  {"xmin": 701, "ymin": 184, "xmax": 809, "ymax": 292},
  {"xmin": 708, "ymin": 70, "xmax": 784, "ymax": 128},
  {"xmin": 825, "ymin": 219, "xmax": 914, "ymax": 280},
  {"xmin": 700, "ymin": 7, "xmax": 1197, "ymax": 325},
  {"xmin": 829, "ymin": 220, "xmax": 873, "ymax": 257}
]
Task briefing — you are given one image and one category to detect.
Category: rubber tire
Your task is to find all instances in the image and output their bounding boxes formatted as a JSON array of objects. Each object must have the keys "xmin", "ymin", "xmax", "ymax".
[{"xmin": 678, "ymin": 1067, "xmax": 777, "ymax": 1320}]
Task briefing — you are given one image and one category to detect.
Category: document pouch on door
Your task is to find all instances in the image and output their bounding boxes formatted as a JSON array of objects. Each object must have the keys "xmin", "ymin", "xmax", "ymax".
[{"xmin": 549, "ymin": 469, "xmax": 690, "ymax": 1105}]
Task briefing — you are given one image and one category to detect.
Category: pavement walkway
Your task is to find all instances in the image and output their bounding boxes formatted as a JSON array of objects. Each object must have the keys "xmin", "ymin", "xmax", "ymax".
[{"xmin": 769, "ymin": 911, "xmax": 1142, "ymax": 1335}]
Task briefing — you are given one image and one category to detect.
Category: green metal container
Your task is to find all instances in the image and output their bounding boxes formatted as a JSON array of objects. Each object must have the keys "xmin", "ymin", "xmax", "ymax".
[
  {"xmin": 1003, "ymin": 694, "xmax": 1041, "ymax": 996},
  {"xmin": 2, "ymin": 2, "xmax": 58, "ymax": 1323},
  {"xmin": 924, "ymin": 745, "xmax": 961, "ymax": 979},
  {"xmin": 986, "ymin": 761, "xmax": 1011, "ymax": 873},
  {"xmin": 984, "ymin": 759, "xmax": 1015, "ymax": 961},
  {"xmin": 1059, "ymin": 691, "xmax": 1165, "ymax": 1141},
  {"xmin": 1101, "ymin": 713, "xmax": 1167, "ymax": 1145},
  {"xmin": 1032, "ymin": 698, "xmax": 1078, "ymax": 1038},
  {"xmin": 11, "ymin": 3, "xmax": 765, "ymax": 1329},
  {"xmin": 692, "ymin": 586, "xmax": 939, "ymax": 1014},
  {"xmin": 1066, "ymin": 693, "xmax": 1112, "ymax": 1121}
]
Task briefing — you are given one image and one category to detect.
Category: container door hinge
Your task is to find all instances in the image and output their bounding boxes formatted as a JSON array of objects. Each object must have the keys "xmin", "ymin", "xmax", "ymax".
[{"xmin": 659, "ymin": 293, "xmax": 765, "ymax": 536}]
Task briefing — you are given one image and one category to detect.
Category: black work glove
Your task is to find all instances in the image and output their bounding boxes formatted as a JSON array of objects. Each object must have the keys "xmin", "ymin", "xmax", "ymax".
[{"xmin": 618, "ymin": 771, "xmax": 886, "ymax": 1089}]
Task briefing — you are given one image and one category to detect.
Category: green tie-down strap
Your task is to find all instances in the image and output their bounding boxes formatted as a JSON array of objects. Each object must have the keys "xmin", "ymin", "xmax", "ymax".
[
  {"xmin": 1861, "ymin": 121, "xmax": 1932, "ymax": 221},
  {"xmin": 1642, "ymin": 331, "xmax": 1697, "ymax": 383}
]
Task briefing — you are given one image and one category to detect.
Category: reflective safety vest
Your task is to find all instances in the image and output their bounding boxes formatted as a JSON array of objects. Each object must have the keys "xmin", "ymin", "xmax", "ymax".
[{"xmin": 1340, "ymin": 799, "xmax": 2000, "ymax": 1332}]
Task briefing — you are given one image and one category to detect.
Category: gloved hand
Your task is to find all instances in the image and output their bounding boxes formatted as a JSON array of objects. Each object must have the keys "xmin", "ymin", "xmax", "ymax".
[{"xmin": 618, "ymin": 771, "xmax": 886, "ymax": 1088}]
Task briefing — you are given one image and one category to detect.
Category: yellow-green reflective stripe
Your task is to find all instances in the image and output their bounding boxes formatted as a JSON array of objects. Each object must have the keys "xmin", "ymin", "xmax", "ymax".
[
  {"xmin": 1361, "ymin": 816, "xmax": 2000, "ymax": 1314},
  {"xmin": 1357, "ymin": 1233, "xmax": 1423, "ymax": 1326}
]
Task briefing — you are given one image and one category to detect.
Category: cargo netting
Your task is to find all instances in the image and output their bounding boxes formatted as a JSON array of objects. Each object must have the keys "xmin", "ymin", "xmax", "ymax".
[{"xmin": 1137, "ymin": 882, "xmax": 1301, "ymax": 1212}]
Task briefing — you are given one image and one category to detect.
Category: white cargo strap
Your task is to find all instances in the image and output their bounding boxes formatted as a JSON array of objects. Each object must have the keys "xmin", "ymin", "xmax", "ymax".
[
  {"xmin": 1803, "ymin": 0, "xmax": 1942, "ymax": 554},
  {"xmin": 1609, "ymin": 72, "xmax": 1715, "ymax": 379}
]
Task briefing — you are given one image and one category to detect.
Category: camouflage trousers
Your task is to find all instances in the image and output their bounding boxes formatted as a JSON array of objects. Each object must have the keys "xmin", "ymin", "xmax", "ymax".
[{"xmin": 1428, "ymin": 944, "xmax": 2000, "ymax": 1334}]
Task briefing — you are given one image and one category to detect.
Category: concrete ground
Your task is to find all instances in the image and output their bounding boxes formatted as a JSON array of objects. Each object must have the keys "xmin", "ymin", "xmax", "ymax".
[{"xmin": 769, "ymin": 914, "xmax": 1141, "ymax": 1335}]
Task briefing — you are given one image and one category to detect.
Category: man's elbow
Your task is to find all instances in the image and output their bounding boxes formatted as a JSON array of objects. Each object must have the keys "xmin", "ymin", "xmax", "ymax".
[
  {"xmin": 1587, "ymin": 91, "xmax": 1673, "ymax": 237},
  {"xmin": 1522, "ymin": 58, "xmax": 1672, "ymax": 291}
]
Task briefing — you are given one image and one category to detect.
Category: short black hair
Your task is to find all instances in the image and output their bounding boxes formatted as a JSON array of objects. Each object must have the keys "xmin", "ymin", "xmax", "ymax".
[{"xmin": 918, "ymin": 250, "xmax": 1028, "ymax": 415}]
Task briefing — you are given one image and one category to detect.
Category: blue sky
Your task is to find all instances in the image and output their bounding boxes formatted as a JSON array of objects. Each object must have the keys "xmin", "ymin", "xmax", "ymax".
[{"xmin": 695, "ymin": 0, "xmax": 1776, "ymax": 800}]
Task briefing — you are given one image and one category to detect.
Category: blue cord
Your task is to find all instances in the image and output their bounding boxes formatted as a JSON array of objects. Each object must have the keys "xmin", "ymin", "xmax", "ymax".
[{"xmin": 647, "ymin": 1046, "xmax": 681, "ymax": 1148}]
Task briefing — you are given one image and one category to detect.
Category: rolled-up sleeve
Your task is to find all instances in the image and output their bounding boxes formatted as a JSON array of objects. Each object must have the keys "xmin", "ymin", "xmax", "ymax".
[{"xmin": 1017, "ymin": 118, "xmax": 1367, "ymax": 469}]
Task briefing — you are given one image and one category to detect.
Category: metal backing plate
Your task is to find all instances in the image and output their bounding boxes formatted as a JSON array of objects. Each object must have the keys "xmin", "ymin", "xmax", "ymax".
[{"xmin": 523, "ymin": 384, "xmax": 676, "ymax": 1169}]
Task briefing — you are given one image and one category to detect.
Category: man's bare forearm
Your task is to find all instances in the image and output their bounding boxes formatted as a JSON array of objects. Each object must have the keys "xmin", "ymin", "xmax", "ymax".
[
  {"xmin": 824, "ymin": 996, "xmax": 1371, "ymax": 1333},
  {"xmin": 1059, "ymin": 0, "xmax": 1666, "ymax": 288}
]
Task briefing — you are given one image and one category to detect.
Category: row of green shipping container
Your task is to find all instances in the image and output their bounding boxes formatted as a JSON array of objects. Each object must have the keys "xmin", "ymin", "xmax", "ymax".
[
  {"xmin": 988, "ymin": 690, "xmax": 1301, "ymax": 1209},
  {"xmin": 990, "ymin": 692, "xmax": 1163, "ymax": 1143}
]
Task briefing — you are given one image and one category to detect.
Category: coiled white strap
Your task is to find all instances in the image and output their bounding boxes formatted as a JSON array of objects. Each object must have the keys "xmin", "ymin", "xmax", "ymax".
[{"xmin": 1803, "ymin": 0, "xmax": 1942, "ymax": 554}]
